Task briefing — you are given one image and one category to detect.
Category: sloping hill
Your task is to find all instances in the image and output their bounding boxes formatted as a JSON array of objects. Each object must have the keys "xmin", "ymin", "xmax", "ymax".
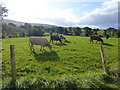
[
  {"xmin": 2, "ymin": 19, "xmax": 56, "ymax": 27},
  {"xmin": 2, "ymin": 19, "xmax": 25, "ymax": 26}
]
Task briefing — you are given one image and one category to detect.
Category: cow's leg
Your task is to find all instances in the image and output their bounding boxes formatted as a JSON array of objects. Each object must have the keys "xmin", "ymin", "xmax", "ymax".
[
  {"xmin": 51, "ymin": 40, "xmax": 53, "ymax": 44},
  {"xmin": 96, "ymin": 40, "xmax": 98, "ymax": 43},
  {"xmin": 90, "ymin": 39, "xmax": 93, "ymax": 43},
  {"xmin": 92, "ymin": 40, "xmax": 94, "ymax": 43},
  {"xmin": 90, "ymin": 39, "xmax": 91, "ymax": 43},
  {"xmin": 40, "ymin": 46, "xmax": 42, "ymax": 51},
  {"xmin": 30, "ymin": 44, "xmax": 34, "ymax": 50},
  {"xmin": 43, "ymin": 46, "xmax": 45, "ymax": 51},
  {"xmin": 50, "ymin": 39, "xmax": 52, "ymax": 43},
  {"xmin": 29, "ymin": 43, "xmax": 32, "ymax": 50}
]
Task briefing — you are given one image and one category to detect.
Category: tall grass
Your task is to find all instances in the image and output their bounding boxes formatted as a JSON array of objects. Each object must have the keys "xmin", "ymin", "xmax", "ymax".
[{"xmin": 2, "ymin": 74, "xmax": 120, "ymax": 89}]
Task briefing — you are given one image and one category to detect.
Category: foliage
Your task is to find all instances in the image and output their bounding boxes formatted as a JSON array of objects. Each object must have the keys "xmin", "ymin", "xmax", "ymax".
[
  {"xmin": 28, "ymin": 26, "xmax": 44, "ymax": 36},
  {"xmin": 2, "ymin": 23, "xmax": 27, "ymax": 38},
  {"xmin": 2, "ymin": 21, "xmax": 119, "ymax": 38},
  {"xmin": 83, "ymin": 27, "xmax": 92, "ymax": 36},
  {"xmin": 0, "ymin": 3, "xmax": 8, "ymax": 20},
  {"xmin": 93, "ymin": 28, "xmax": 99, "ymax": 35},
  {"xmin": 73, "ymin": 27, "xmax": 82, "ymax": 36},
  {"xmin": 2, "ymin": 23, "xmax": 44, "ymax": 38},
  {"xmin": 106, "ymin": 27, "xmax": 118, "ymax": 37}
]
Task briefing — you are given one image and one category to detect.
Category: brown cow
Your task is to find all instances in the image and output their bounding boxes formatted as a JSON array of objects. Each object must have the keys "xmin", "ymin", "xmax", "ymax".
[
  {"xmin": 90, "ymin": 35, "xmax": 103, "ymax": 43},
  {"xmin": 29, "ymin": 36, "xmax": 52, "ymax": 51}
]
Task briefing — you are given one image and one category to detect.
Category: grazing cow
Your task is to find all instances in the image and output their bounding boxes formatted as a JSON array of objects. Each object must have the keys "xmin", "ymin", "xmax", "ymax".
[
  {"xmin": 59, "ymin": 34, "xmax": 66, "ymax": 41},
  {"xmin": 50, "ymin": 35, "xmax": 62, "ymax": 43},
  {"xmin": 29, "ymin": 36, "xmax": 52, "ymax": 51},
  {"xmin": 90, "ymin": 35, "xmax": 104, "ymax": 43}
]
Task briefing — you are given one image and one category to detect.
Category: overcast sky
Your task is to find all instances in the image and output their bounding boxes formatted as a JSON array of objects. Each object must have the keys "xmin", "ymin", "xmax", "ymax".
[{"xmin": 1, "ymin": 0, "xmax": 119, "ymax": 29}]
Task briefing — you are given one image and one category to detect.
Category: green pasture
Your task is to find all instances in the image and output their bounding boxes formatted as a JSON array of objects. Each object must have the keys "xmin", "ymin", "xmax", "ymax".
[{"xmin": 2, "ymin": 36, "xmax": 119, "ymax": 88}]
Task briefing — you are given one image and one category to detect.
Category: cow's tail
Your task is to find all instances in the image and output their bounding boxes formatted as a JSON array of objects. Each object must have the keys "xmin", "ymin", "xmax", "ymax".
[
  {"xmin": 50, "ymin": 35, "xmax": 53, "ymax": 43},
  {"xmin": 89, "ymin": 36, "xmax": 92, "ymax": 43},
  {"xmin": 28, "ymin": 37, "xmax": 31, "ymax": 49}
]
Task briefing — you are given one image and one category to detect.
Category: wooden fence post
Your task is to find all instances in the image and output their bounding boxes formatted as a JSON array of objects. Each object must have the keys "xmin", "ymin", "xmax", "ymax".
[
  {"xmin": 100, "ymin": 46, "xmax": 110, "ymax": 74},
  {"xmin": 10, "ymin": 45, "xmax": 16, "ymax": 80}
]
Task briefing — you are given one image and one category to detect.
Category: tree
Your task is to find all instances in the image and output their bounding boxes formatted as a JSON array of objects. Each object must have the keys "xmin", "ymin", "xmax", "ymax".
[
  {"xmin": 0, "ymin": 3, "xmax": 8, "ymax": 21},
  {"xmin": 24, "ymin": 23, "xmax": 32, "ymax": 29},
  {"xmin": 73, "ymin": 27, "xmax": 82, "ymax": 36},
  {"xmin": 28, "ymin": 26, "xmax": 43, "ymax": 36},
  {"xmin": 67, "ymin": 27, "xmax": 74, "ymax": 35},
  {"xmin": 8, "ymin": 23, "xmax": 16, "ymax": 27},
  {"xmin": 19, "ymin": 32, "xmax": 26, "ymax": 37},
  {"xmin": 107, "ymin": 27, "xmax": 117, "ymax": 37},
  {"xmin": 84, "ymin": 27, "xmax": 92, "ymax": 36},
  {"xmin": 93, "ymin": 28, "xmax": 99, "ymax": 35},
  {"xmin": 57, "ymin": 27, "xmax": 64, "ymax": 34},
  {"xmin": 0, "ymin": 3, "xmax": 8, "ymax": 38},
  {"xmin": 111, "ymin": 28, "xmax": 117, "ymax": 36},
  {"xmin": 2, "ymin": 22, "xmax": 28, "ymax": 38},
  {"xmin": 63, "ymin": 28, "xmax": 68, "ymax": 35},
  {"xmin": 106, "ymin": 27, "xmax": 113, "ymax": 36},
  {"xmin": 103, "ymin": 30, "xmax": 107, "ymax": 36}
]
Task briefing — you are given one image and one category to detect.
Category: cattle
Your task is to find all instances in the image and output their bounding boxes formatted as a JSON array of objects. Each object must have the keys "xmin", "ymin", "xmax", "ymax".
[
  {"xmin": 29, "ymin": 36, "xmax": 52, "ymax": 51},
  {"xmin": 50, "ymin": 35, "xmax": 62, "ymax": 43},
  {"xmin": 90, "ymin": 35, "xmax": 104, "ymax": 43},
  {"xmin": 59, "ymin": 34, "xmax": 66, "ymax": 41}
]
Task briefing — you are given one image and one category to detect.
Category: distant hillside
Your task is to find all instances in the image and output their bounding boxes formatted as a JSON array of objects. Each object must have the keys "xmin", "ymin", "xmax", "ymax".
[
  {"xmin": 2, "ymin": 19, "xmax": 56, "ymax": 27},
  {"xmin": 2, "ymin": 19, "xmax": 25, "ymax": 26},
  {"xmin": 2, "ymin": 19, "xmax": 60, "ymax": 38}
]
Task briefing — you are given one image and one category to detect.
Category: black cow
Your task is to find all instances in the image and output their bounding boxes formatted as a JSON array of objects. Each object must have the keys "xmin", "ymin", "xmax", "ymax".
[{"xmin": 50, "ymin": 35, "xmax": 62, "ymax": 43}]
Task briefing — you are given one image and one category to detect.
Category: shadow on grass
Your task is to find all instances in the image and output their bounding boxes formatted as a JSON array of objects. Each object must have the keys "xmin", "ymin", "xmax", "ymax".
[
  {"xmin": 102, "ymin": 43, "xmax": 114, "ymax": 46},
  {"xmin": 31, "ymin": 50, "xmax": 59, "ymax": 62},
  {"xmin": 64, "ymin": 40, "xmax": 71, "ymax": 43},
  {"xmin": 55, "ymin": 43, "xmax": 67, "ymax": 46},
  {"xmin": 5, "ymin": 79, "xmax": 17, "ymax": 88}
]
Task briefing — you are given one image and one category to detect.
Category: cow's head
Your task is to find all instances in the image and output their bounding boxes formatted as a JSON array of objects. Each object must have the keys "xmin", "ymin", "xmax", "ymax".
[
  {"xmin": 48, "ymin": 44, "xmax": 52, "ymax": 50},
  {"xmin": 100, "ymin": 39, "xmax": 104, "ymax": 43},
  {"xmin": 59, "ymin": 38, "xmax": 62, "ymax": 43}
]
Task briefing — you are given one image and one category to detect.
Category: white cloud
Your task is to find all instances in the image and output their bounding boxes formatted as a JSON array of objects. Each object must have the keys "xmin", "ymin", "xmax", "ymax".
[
  {"xmin": 2, "ymin": 0, "xmax": 78, "ymax": 24},
  {"xmin": 75, "ymin": 25, "xmax": 100, "ymax": 28},
  {"xmin": 76, "ymin": 0, "xmax": 118, "ymax": 28},
  {"xmin": 1, "ymin": 0, "xmax": 119, "ymax": 29},
  {"xmin": 36, "ymin": 8, "xmax": 78, "ymax": 25}
]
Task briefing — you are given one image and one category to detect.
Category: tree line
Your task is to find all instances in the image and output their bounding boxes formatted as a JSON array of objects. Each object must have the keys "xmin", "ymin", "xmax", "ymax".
[{"xmin": 2, "ymin": 22, "xmax": 120, "ymax": 38}]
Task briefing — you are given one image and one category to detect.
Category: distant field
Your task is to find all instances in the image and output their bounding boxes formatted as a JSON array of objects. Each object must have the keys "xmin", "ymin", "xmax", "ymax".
[{"xmin": 2, "ymin": 36, "xmax": 119, "ymax": 88}]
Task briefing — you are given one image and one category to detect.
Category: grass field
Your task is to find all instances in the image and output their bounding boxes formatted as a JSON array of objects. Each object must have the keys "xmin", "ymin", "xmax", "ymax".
[{"xmin": 2, "ymin": 36, "xmax": 119, "ymax": 88}]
